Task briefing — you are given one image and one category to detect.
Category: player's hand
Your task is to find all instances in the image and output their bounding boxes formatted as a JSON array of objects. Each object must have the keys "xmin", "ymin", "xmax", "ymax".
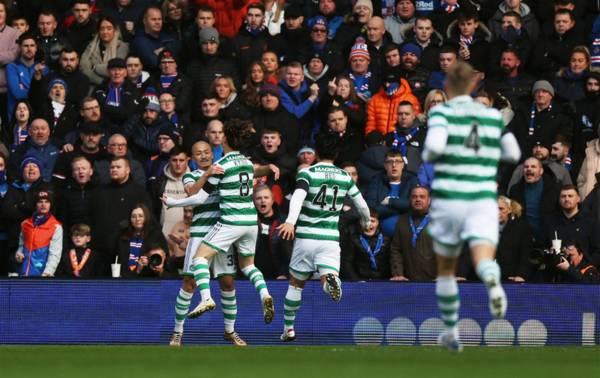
[
  {"xmin": 390, "ymin": 275, "xmax": 409, "ymax": 281},
  {"xmin": 277, "ymin": 222, "xmax": 295, "ymax": 240},
  {"xmin": 15, "ymin": 252, "xmax": 24, "ymax": 263},
  {"xmin": 508, "ymin": 276, "xmax": 525, "ymax": 282},
  {"xmin": 41, "ymin": 272, "xmax": 54, "ymax": 277},
  {"xmin": 268, "ymin": 164, "xmax": 280, "ymax": 180},
  {"xmin": 168, "ymin": 233, "xmax": 184, "ymax": 245},
  {"xmin": 160, "ymin": 194, "xmax": 171, "ymax": 208},
  {"xmin": 206, "ymin": 164, "xmax": 224, "ymax": 177}
]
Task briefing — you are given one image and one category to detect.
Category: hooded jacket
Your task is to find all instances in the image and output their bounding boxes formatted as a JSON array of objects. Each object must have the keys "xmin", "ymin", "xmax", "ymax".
[{"xmin": 488, "ymin": 1, "xmax": 541, "ymax": 42}]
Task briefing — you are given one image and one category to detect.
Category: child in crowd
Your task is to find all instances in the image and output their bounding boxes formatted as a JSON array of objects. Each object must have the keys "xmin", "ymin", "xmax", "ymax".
[{"xmin": 59, "ymin": 224, "xmax": 99, "ymax": 277}]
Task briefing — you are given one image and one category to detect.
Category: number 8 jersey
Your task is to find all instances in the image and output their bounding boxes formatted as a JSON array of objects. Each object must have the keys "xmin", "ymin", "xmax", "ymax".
[
  {"xmin": 295, "ymin": 162, "xmax": 361, "ymax": 242},
  {"xmin": 207, "ymin": 151, "xmax": 257, "ymax": 226}
]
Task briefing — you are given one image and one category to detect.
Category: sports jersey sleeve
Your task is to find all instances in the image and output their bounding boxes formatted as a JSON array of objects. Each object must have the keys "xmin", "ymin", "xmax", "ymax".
[
  {"xmin": 182, "ymin": 172, "xmax": 199, "ymax": 186},
  {"xmin": 422, "ymin": 122, "xmax": 448, "ymax": 163},
  {"xmin": 165, "ymin": 189, "xmax": 210, "ymax": 207},
  {"xmin": 296, "ymin": 169, "xmax": 311, "ymax": 187},
  {"xmin": 500, "ymin": 130, "xmax": 521, "ymax": 163},
  {"xmin": 285, "ymin": 188, "xmax": 308, "ymax": 225}
]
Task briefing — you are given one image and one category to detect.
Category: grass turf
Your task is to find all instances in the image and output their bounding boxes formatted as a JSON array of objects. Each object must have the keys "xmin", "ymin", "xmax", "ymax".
[{"xmin": 1, "ymin": 345, "xmax": 599, "ymax": 378}]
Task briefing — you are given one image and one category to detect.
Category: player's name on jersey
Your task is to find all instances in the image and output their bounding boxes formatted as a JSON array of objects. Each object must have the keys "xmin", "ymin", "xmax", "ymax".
[{"xmin": 313, "ymin": 166, "xmax": 339, "ymax": 173}]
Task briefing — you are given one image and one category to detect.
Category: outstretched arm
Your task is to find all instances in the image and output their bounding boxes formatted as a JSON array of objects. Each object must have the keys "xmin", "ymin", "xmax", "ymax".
[
  {"xmin": 351, "ymin": 193, "xmax": 371, "ymax": 230},
  {"xmin": 277, "ymin": 181, "xmax": 309, "ymax": 240}
]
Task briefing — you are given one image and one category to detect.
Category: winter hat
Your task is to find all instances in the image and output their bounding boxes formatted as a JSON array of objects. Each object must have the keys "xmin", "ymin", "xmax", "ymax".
[
  {"xmin": 354, "ymin": 0, "xmax": 373, "ymax": 14},
  {"xmin": 157, "ymin": 126, "xmax": 181, "ymax": 143},
  {"xmin": 259, "ymin": 83, "xmax": 281, "ymax": 99},
  {"xmin": 533, "ymin": 139, "xmax": 552, "ymax": 152},
  {"xmin": 531, "ymin": 80, "xmax": 555, "ymax": 97},
  {"xmin": 400, "ymin": 42, "xmax": 422, "ymax": 59},
  {"xmin": 284, "ymin": 4, "xmax": 303, "ymax": 20},
  {"xmin": 145, "ymin": 98, "xmax": 161, "ymax": 112},
  {"xmin": 47, "ymin": 78, "xmax": 68, "ymax": 93},
  {"xmin": 107, "ymin": 57, "xmax": 126, "ymax": 69},
  {"xmin": 308, "ymin": 52, "xmax": 326, "ymax": 65},
  {"xmin": 308, "ymin": 15, "xmax": 328, "ymax": 30},
  {"xmin": 199, "ymin": 27, "xmax": 220, "ymax": 44},
  {"xmin": 36, "ymin": 190, "xmax": 54, "ymax": 204},
  {"xmin": 297, "ymin": 146, "xmax": 316, "ymax": 157},
  {"xmin": 349, "ymin": 38, "xmax": 370, "ymax": 62},
  {"xmin": 383, "ymin": 70, "xmax": 401, "ymax": 83},
  {"xmin": 20, "ymin": 156, "xmax": 42, "ymax": 172},
  {"xmin": 158, "ymin": 49, "xmax": 177, "ymax": 64}
]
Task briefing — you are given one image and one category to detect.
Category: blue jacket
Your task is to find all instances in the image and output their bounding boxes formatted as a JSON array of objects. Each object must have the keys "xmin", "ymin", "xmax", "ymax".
[
  {"xmin": 278, "ymin": 80, "xmax": 318, "ymax": 119},
  {"xmin": 427, "ymin": 71, "xmax": 446, "ymax": 90},
  {"xmin": 131, "ymin": 31, "xmax": 181, "ymax": 72},
  {"xmin": 5, "ymin": 59, "xmax": 47, "ymax": 119},
  {"xmin": 9, "ymin": 140, "xmax": 60, "ymax": 182},
  {"xmin": 365, "ymin": 171, "xmax": 418, "ymax": 219}
]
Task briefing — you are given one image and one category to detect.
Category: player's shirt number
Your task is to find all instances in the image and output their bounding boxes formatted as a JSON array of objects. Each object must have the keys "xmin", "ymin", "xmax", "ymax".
[{"xmin": 312, "ymin": 184, "xmax": 339, "ymax": 211}]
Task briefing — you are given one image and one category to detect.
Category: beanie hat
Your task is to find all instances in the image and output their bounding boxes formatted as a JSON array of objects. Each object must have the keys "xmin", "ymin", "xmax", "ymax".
[
  {"xmin": 297, "ymin": 146, "xmax": 316, "ymax": 157},
  {"xmin": 259, "ymin": 83, "xmax": 281, "ymax": 99},
  {"xmin": 21, "ymin": 156, "xmax": 42, "ymax": 172},
  {"xmin": 308, "ymin": 15, "xmax": 328, "ymax": 30},
  {"xmin": 199, "ymin": 27, "xmax": 220, "ymax": 44},
  {"xmin": 47, "ymin": 78, "xmax": 68, "ymax": 93},
  {"xmin": 400, "ymin": 42, "xmax": 422, "ymax": 59},
  {"xmin": 157, "ymin": 126, "xmax": 181, "ymax": 144},
  {"xmin": 36, "ymin": 190, "xmax": 54, "ymax": 204},
  {"xmin": 158, "ymin": 49, "xmax": 177, "ymax": 64},
  {"xmin": 349, "ymin": 39, "xmax": 370, "ymax": 62},
  {"xmin": 354, "ymin": 0, "xmax": 373, "ymax": 14},
  {"xmin": 532, "ymin": 80, "xmax": 555, "ymax": 97}
]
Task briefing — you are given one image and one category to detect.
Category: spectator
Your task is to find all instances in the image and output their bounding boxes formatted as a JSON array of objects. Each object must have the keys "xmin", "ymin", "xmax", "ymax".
[
  {"xmin": 319, "ymin": 74, "xmax": 366, "ymax": 132},
  {"xmin": 356, "ymin": 131, "xmax": 387, "ymax": 191},
  {"xmin": 572, "ymin": 72, "xmax": 600, "ymax": 157},
  {"xmin": 94, "ymin": 57, "xmax": 141, "ymax": 127},
  {"xmin": 252, "ymin": 83, "xmax": 300, "ymax": 154},
  {"xmin": 577, "ymin": 135, "xmax": 600, "ymax": 200},
  {"xmin": 553, "ymin": 45, "xmax": 590, "ymax": 105},
  {"xmin": 101, "ymin": 0, "xmax": 145, "ymax": 43},
  {"xmin": 6, "ymin": 34, "xmax": 46, "ymax": 121},
  {"xmin": 211, "ymin": 75, "xmax": 251, "ymax": 121},
  {"xmin": 0, "ymin": 152, "xmax": 8, "ymax": 274},
  {"xmin": 34, "ymin": 11, "xmax": 68, "ymax": 69},
  {"xmin": 0, "ymin": 2, "xmax": 20, "ymax": 124},
  {"xmin": 146, "ymin": 49, "xmax": 193, "ymax": 115},
  {"xmin": 365, "ymin": 149, "xmax": 418, "ymax": 237},
  {"xmin": 488, "ymin": 0, "xmax": 540, "ymax": 42},
  {"xmin": 364, "ymin": 16, "xmax": 391, "ymax": 76},
  {"xmin": 253, "ymin": 184, "xmax": 291, "ymax": 279},
  {"xmin": 365, "ymin": 71, "xmax": 421, "ymax": 137},
  {"xmin": 446, "ymin": 9, "xmax": 491, "ymax": 73},
  {"xmin": 335, "ymin": 0, "xmax": 373, "ymax": 55},
  {"xmin": 552, "ymin": 136, "xmax": 576, "ymax": 179},
  {"xmin": 554, "ymin": 241, "xmax": 600, "ymax": 283},
  {"xmin": 231, "ymin": 3, "xmax": 272, "ymax": 77},
  {"xmin": 270, "ymin": 4, "xmax": 309, "ymax": 65},
  {"xmin": 65, "ymin": 0, "xmax": 98, "ymax": 56},
  {"xmin": 57, "ymin": 223, "xmax": 100, "ymax": 278},
  {"xmin": 181, "ymin": 4, "xmax": 218, "ymax": 63},
  {"xmin": 316, "ymin": 0, "xmax": 344, "ymax": 39},
  {"xmin": 497, "ymin": 195, "xmax": 533, "ymax": 282},
  {"xmin": 166, "ymin": 206, "xmax": 192, "ymax": 270},
  {"xmin": 183, "ymin": 94, "xmax": 220, "ymax": 151},
  {"xmin": 162, "ymin": 0, "xmax": 192, "ymax": 41},
  {"xmin": 321, "ymin": 107, "xmax": 363, "ymax": 165},
  {"xmin": 241, "ymin": 61, "xmax": 267, "ymax": 109},
  {"xmin": 186, "ymin": 26, "xmax": 239, "ymax": 100},
  {"xmin": 339, "ymin": 161, "xmax": 361, "ymax": 231},
  {"xmin": 427, "ymin": 45, "xmax": 457, "ymax": 90},
  {"xmin": 7, "ymin": 101, "xmax": 33, "ymax": 153},
  {"xmin": 91, "ymin": 156, "xmax": 152, "ymax": 275},
  {"xmin": 389, "ymin": 185, "xmax": 435, "ymax": 281},
  {"xmin": 347, "ymin": 39, "xmax": 380, "ymax": 101},
  {"xmin": 305, "ymin": 15, "xmax": 344, "ymax": 75},
  {"xmin": 8, "ymin": 118, "xmax": 59, "ymax": 182},
  {"xmin": 418, "ymin": 88, "xmax": 447, "ymax": 124},
  {"xmin": 384, "ymin": 0, "xmax": 416, "ymax": 45},
  {"xmin": 37, "ymin": 49, "xmax": 91, "ymax": 108},
  {"xmin": 488, "ymin": 12, "xmax": 533, "ymax": 76},
  {"xmin": 384, "ymin": 100, "xmax": 425, "ymax": 175},
  {"xmin": 398, "ymin": 42, "xmax": 430, "ymax": 105},
  {"xmin": 80, "ymin": 15, "xmax": 130, "ymax": 87},
  {"xmin": 402, "ymin": 16, "xmax": 443, "ymax": 72},
  {"xmin": 94, "ymin": 133, "xmax": 146, "ymax": 187},
  {"xmin": 56, "ymin": 156, "xmax": 96, "ymax": 234},
  {"xmin": 488, "ymin": 48, "xmax": 535, "ymax": 107},
  {"xmin": 303, "ymin": 53, "xmax": 332, "ymax": 94},
  {"xmin": 116, "ymin": 203, "xmax": 168, "ymax": 277},
  {"xmin": 204, "ymin": 119, "xmax": 224, "ymax": 161},
  {"xmin": 11, "ymin": 15, "xmax": 29, "ymax": 34},
  {"xmin": 296, "ymin": 145, "xmax": 316, "ymax": 171},
  {"xmin": 159, "ymin": 91, "xmax": 187, "ymax": 136},
  {"xmin": 131, "ymin": 6, "xmax": 182, "ymax": 73},
  {"xmin": 342, "ymin": 209, "xmax": 391, "ymax": 280},
  {"xmin": 14, "ymin": 190, "xmax": 63, "ymax": 277},
  {"xmin": 261, "ymin": 51, "xmax": 280, "ymax": 85},
  {"xmin": 126, "ymin": 54, "xmax": 150, "ymax": 90},
  {"xmin": 149, "ymin": 146, "xmax": 190, "ymax": 236}
]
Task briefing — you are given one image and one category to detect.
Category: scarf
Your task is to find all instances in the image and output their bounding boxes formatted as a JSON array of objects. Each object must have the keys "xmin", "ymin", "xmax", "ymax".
[
  {"xmin": 386, "ymin": 82, "xmax": 400, "ymax": 96},
  {"xmin": 246, "ymin": 24, "xmax": 266, "ymax": 36},
  {"xmin": 69, "ymin": 247, "xmax": 92, "ymax": 277},
  {"xmin": 32, "ymin": 212, "xmax": 50, "ymax": 227},
  {"xmin": 349, "ymin": 71, "xmax": 372, "ymax": 98},
  {"xmin": 391, "ymin": 127, "xmax": 419, "ymax": 156},
  {"xmin": 408, "ymin": 214, "xmax": 429, "ymax": 248},
  {"xmin": 459, "ymin": 34, "xmax": 473, "ymax": 46},
  {"xmin": 12, "ymin": 123, "xmax": 29, "ymax": 152},
  {"xmin": 565, "ymin": 68, "xmax": 587, "ymax": 81},
  {"xmin": 440, "ymin": 1, "xmax": 459, "ymax": 13},
  {"xmin": 160, "ymin": 74, "xmax": 177, "ymax": 90},
  {"xmin": 359, "ymin": 233, "xmax": 384, "ymax": 271},
  {"xmin": 529, "ymin": 101, "xmax": 552, "ymax": 136},
  {"xmin": 106, "ymin": 83, "xmax": 123, "ymax": 107},
  {"xmin": 128, "ymin": 236, "xmax": 143, "ymax": 271}
]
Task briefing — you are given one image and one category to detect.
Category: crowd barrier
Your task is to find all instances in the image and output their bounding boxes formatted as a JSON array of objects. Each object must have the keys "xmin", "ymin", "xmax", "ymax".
[{"xmin": 1, "ymin": 280, "xmax": 598, "ymax": 346}]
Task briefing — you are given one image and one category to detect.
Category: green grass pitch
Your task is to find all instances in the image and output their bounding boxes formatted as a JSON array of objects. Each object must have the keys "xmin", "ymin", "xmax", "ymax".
[{"xmin": 1, "ymin": 345, "xmax": 599, "ymax": 378}]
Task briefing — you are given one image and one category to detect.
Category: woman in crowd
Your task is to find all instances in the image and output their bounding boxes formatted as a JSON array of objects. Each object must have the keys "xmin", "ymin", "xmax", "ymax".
[
  {"xmin": 80, "ymin": 16, "xmax": 130, "ymax": 87},
  {"xmin": 241, "ymin": 61, "xmax": 267, "ymax": 109},
  {"xmin": 497, "ymin": 196, "xmax": 532, "ymax": 282},
  {"xmin": 261, "ymin": 51, "xmax": 280, "ymax": 84},
  {"xmin": 162, "ymin": 0, "xmax": 192, "ymax": 41},
  {"xmin": 211, "ymin": 76, "xmax": 251, "ymax": 120},
  {"xmin": 319, "ymin": 74, "xmax": 366, "ymax": 132},
  {"xmin": 8, "ymin": 100, "xmax": 33, "ymax": 153},
  {"xmin": 418, "ymin": 89, "xmax": 447, "ymax": 124},
  {"xmin": 116, "ymin": 204, "xmax": 168, "ymax": 277},
  {"xmin": 554, "ymin": 46, "xmax": 591, "ymax": 105}
]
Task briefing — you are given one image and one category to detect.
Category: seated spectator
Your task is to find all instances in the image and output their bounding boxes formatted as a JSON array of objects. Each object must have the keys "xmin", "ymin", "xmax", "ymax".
[
  {"xmin": 94, "ymin": 58, "xmax": 141, "ymax": 127},
  {"xmin": 240, "ymin": 61, "xmax": 267, "ymax": 110},
  {"xmin": 8, "ymin": 118, "xmax": 59, "ymax": 182},
  {"xmin": 553, "ymin": 46, "xmax": 590, "ymax": 105},
  {"xmin": 319, "ymin": 74, "xmax": 366, "ymax": 133},
  {"xmin": 488, "ymin": 48, "xmax": 535, "ymax": 107},
  {"xmin": 384, "ymin": 100, "xmax": 425, "ymax": 174},
  {"xmin": 159, "ymin": 92, "xmax": 187, "ymax": 136},
  {"xmin": 57, "ymin": 156, "xmax": 96, "ymax": 234},
  {"xmin": 211, "ymin": 75, "xmax": 251, "ymax": 121},
  {"xmin": 131, "ymin": 6, "xmax": 182, "ymax": 73},
  {"xmin": 126, "ymin": 54, "xmax": 150, "ymax": 91},
  {"xmin": 389, "ymin": 185, "xmax": 435, "ymax": 281},
  {"xmin": 123, "ymin": 99, "xmax": 173, "ymax": 162},
  {"xmin": 296, "ymin": 145, "xmax": 317, "ymax": 171},
  {"xmin": 446, "ymin": 9, "xmax": 491, "ymax": 73},
  {"xmin": 253, "ymin": 185, "xmax": 291, "ymax": 279},
  {"xmin": 365, "ymin": 150, "xmax": 418, "ymax": 237},
  {"xmin": 94, "ymin": 133, "xmax": 146, "ymax": 187},
  {"xmin": 347, "ymin": 39, "xmax": 380, "ymax": 101},
  {"xmin": 57, "ymin": 223, "xmax": 99, "ymax": 278},
  {"xmin": 321, "ymin": 107, "xmax": 363, "ymax": 165},
  {"xmin": 7, "ymin": 101, "xmax": 33, "ymax": 153},
  {"xmin": 146, "ymin": 49, "xmax": 193, "ymax": 115},
  {"xmin": 427, "ymin": 45, "xmax": 458, "ymax": 90},
  {"xmin": 341, "ymin": 209, "xmax": 391, "ymax": 280},
  {"xmin": 497, "ymin": 196, "xmax": 533, "ymax": 282},
  {"xmin": 554, "ymin": 241, "xmax": 600, "ymax": 283},
  {"xmin": 166, "ymin": 206, "xmax": 192, "ymax": 272},
  {"xmin": 365, "ymin": 71, "xmax": 421, "ymax": 137},
  {"xmin": 80, "ymin": 15, "xmax": 130, "ymax": 87},
  {"xmin": 488, "ymin": 12, "xmax": 534, "ymax": 77},
  {"xmin": 149, "ymin": 146, "xmax": 190, "ymax": 236},
  {"xmin": 116, "ymin": 203, "xmax": 168, "ymax": 277},
  {"xmin": 14, "ymin": 191, "xmax": 63, "ymax": 277},
  {"xmin": 542, "ymin": 185, "xmax": 600, "ymax": 268},
  {"xmin": 91, "ymin": 156, "xmax": 152, "ymax": 275},
  {"xmin": 77, "ymin": 96, "xmax": 116, "ymax": 141}
]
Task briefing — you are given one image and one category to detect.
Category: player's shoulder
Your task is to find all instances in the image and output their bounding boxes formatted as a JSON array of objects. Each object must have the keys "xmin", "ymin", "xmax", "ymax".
[{"xmin": 183, "ymin": 169, "xmax": 204, "ymax": 181}]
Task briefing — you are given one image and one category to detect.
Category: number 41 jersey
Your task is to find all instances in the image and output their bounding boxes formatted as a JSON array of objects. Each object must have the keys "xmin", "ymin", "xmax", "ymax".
[
  {"xmin": 208, "ymin": 151, "xmax": 257, "ymax": 226},
  {"xmin": 295, "ymin": 162, "xmax": 361, "ymax": 242}
]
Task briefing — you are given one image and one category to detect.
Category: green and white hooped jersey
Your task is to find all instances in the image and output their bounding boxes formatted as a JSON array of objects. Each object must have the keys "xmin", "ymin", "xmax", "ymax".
[
  {"xmin": 208, "ymin": 151, "xmax": 257, "ymax": 226},
  {"xmin": 182, "ymin": 169, "xmax": 220, "ymax": 238},
  {"xmin": 295, "ymin": 162, "xmax": 360, "ymax": 241},
  {"xmin": 427, "ymin": 96, "xmax": 504, "ymax": 201}
]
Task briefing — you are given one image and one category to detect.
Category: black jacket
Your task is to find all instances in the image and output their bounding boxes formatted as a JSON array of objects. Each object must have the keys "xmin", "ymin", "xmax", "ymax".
[
  {"xmin": 250, "ymin": 146, "xmax": 297, "ymax": 197},
  {"xmin": 542, "ymin": 210, "xmax": 600, "ymax": 267},
  {"xmin": 145, "ymin": 73, "xmax": 194, "ymax": 115},
  {"xmin": 122, "ymin": 114, "xmax": 173, "ymax": 162},
  {"xmin": 497, "ymin": 217, "xmax": 534, "ymax": 280},
  {"xmin": 231, "ymin": 25, "xmax": 272, "ymax": 77},
  {"xmin": 252, "ymin": 106, "xmax": 300, "ymax": 154},
  {"xmin": 56, "ymin": 177, "xmax": 98, "ymax": 233},
  {"xmin": 94, "ymin": 80, "xmax": 141, "ymax": 127},
  {"xmin": 186, "ymin": 53, "xmax": 240, "ymax": 100},
  {"xmin": 270, "ymin": 25, "xmax": 311, "ymax": 65},
  {"xmin": 488, "ymin": 73, "xmax": 535, "ymax": 109},
  {"xmin": 35, "ymin": 69, "xmax": 91, "ymax": 109},
  {"xmin": 115, "ymin": 222, "xmax": 168, "ymax": 277},
  {"xmin": 255, "ymin": 206, "xmax": 292, "ymax": 279},
  {"xmin": 530, "ymin": 26, "xmax": 586, "ymax": 79},
  {"xmin": 342, "ymin": 229, "xmax": 391, "ymax": 280}
]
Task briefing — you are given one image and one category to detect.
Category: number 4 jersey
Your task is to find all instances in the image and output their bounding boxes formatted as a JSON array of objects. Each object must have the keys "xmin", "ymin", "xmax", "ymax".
[{"xmin": 295, "ymin": 162, "xmax": 362, "ymax": 242}]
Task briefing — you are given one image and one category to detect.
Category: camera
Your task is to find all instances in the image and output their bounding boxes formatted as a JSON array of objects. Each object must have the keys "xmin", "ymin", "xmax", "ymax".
[
  {"xmin": 541, "ymin": 248, "xmax": 568, "ymax": 267},
  {"xmin": 148, "ymin": 253, "xmax": 164, "ymax": 268}
]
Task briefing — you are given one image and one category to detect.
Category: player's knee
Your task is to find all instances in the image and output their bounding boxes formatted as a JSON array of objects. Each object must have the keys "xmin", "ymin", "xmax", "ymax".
[
  {"xmin": 219, "ymin": 275, "xmax": 235, "ymax": 291},
  {"xmin": 182, "ymin": 276, "xmax": 196, "ymax": 292}
]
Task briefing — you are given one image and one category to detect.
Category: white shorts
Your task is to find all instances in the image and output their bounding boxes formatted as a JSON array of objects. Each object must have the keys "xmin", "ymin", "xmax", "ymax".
[
  {"xmin": 182, "ymin": 236, "xmax": 236, "ymax": 278},
  {"xmin": 202, "ymin": 222, "xmax": 257, "ymax": 257},
  {"xmin": 289, "ymin": 238, "xmax": 340, "ymax": 280},
  {"xmin": 428, "ymin": 198, "xmax": 498, "ymax": 258}
]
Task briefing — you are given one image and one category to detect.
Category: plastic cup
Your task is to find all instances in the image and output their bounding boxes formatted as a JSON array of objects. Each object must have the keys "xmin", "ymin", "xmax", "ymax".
[
  {"xmin": 551, "ymin": 239, "xmax": 562, "ymax": 253},
  {"xmin": 111, "ymin": 263, "xmax": 121, "ymax": 278}
]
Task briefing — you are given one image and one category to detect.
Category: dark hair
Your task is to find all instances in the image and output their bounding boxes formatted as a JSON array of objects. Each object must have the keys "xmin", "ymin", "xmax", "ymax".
[
  {"xmin": 383, "ymin": 43, "xmax": 400, "ymax": 55},
  {"xmin": 242, "ymin": 61, "xmax": 267, "ymax": 108},
  {"xmin": 560, "ymin": 184, "xmax": 579, "ymax": 194},
  {"xmin": 415, "ymin": 15, "xmax": 433, "ymax": 24},
  {"xmin": 123, "ymin": 203, "xmax": 153, "ymax": 239},
  {"xmin": 111, "ymin": 155, "xmax": 130, "ymax": 167},
  {"xmin": 260, "ymin": 127, "xmax": 281, "ymax": 136},
  {"xmin": 80, "ymin": 96, "xmax": 98, "ymax": 108},
  {"xmin": 247, "ymin": 3, "xmax": 265, "ymax": 14},
  {"xmin": 60, "ymin": 47, "xmax": 78, "ymax": 57},
  {"xmin": 554, "ymin": 134, "xmax": 572, "ymax": 147},
  {"xmin": 10, "ymin": 100, "xmax": 33, "ymax": 125},
  {"xmin": 398, "ymin": 100, "xmax": 414, "ymax": 109},
  {"xmin": 439, "ymin": 44, "xmax": 458, "ymax": 56},
  {"xmin": 315, "ymin": 132, "xmax": 340, "ymax": 161},
  {"xmin": 196, "ymin": 4, "xmax": 214, "ymax": 15},
  {"xmin": 17, "ymin": 32, "xmax": 37, "ymax": 45},
  {"xmin": 502, "ymin": 11, "xmax": 522, "ymax": 23},
  {"xmin": 38, "ymin": 10, "xmax": 57, "ymax": 20},
  {"xmin": 367, "ymin": 206, "xmax": 379, "ymax": 219},
  {"xmin": 327, "ymin": 106, "xmax": 348, "ymax": 117},
  {"xmin": 168, "ymin": 145, "xmax": 187, "ymax": 158},
  {"xmin": 385, "ymin": 150, "xmax": 403, "ymax": 160},
  {"xmin": 96, "ymin": 15, "xmax": 118, "ymax": 32},
  {"xmin": 224, "ymin": 118, "xmax": 255, "ymax": 151},
  {"xmin": 339, "ymin": 161, "xmax": 356, "ymax": 169},
  {"xmin": 555, "ymin": 9, "xmax": 574, "ymax": 21},
  {"xmin": 501, "ymin": 47, "xmax": 521, "ymax": 60},
  {"xmin": 72, "ymin": 0, "xmax": 92, "ymax": 6},
  {"xmin": 457, "ymin": 9, "xmax": 479, "ymax": 23}
]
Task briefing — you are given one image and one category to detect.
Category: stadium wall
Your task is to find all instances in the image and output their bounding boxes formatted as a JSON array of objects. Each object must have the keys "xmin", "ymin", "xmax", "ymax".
[{"xmin": 1, "ymin": 280, "xmax": 598, "ymax": 346}]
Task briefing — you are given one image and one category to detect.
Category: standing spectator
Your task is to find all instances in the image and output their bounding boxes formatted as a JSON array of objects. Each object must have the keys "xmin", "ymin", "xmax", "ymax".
[
  {"xmin": 260, "ymin": 50, "xmax": 279, "ymax": 84},
  {"xmin": 263, "ymin": 0, "xmax": 285, "ymax": 36},
  {"xmin": 365, "ymin": 71, "xmax": 421, "ymax": 136},
  {"xmin": 347, "ymin": 39, "xmax": 380, "ymax": 101},
  {"xmin": 427, "ymin": 44, "xmax": 458, "ymax": 90},
  {"xmin": 65, "ymin": 0, "xmax": 98, "ymax": 56},
  {"xmin": 497, "ymin": 196, "xmax": 532, "ymax": 282},
  {"xmin": 0, "ymin": 2, "xmax": 20, "ymax": 126},
  {"xmin": 305, "ymin": 15, "xmax": 345, "ymax": 76},
  {"xmin": 315, "ymin": 0, "xmax": 344, "ymax": 39},
  {"xmin": 384, "ymin": 100, "xmax": 425, "ymax": 174},
  {"xmin": 446, "ymin": 9, "xmax": 491, "ymax": 73},
  {"xmin": 384, "ymin": 0, "xmax": 416, "ymax": 45},
  {"xmin": 211, "ymin": 75, "xmax": 251, "ymax": 121},
  {"xmin": 94, "ymin": 133, "xmax": 146, "ymax": 187},
  {"xmin": 553, "ymin": 46, "xmax": 590, "ymax": 105},
  {"xmin": 10, "ymin": 14, "xmax": 29, "ymax": 34},
  {"xmin": 488, "ymin": 12, "xmax": 533, "ymax": 76},
  {"xmin": 94, "ymin": 57, "xmax": 141, "ymax": 127},
  {"xmin": 14, "ymin": 191, "xmax": 63, "ymax": 277},
  {"xmin": 573, "ymin": 73, "xmax": 600, "ymax": 157},
  {"xmin": 403, "ymin": 16, "xmax": 443, "ymax": 72},
  {"xmin": 6, "ymin": 34, "xmax": 47, "ymax": 120},
  {"xmin": 303, "ymin": 53, "xmax": 333, "ymax": 94},
  {"xmin": 270, "ymin": 4, "xmax": 309, "ymax": 65},
  {"xmin": 162, "ymin": 0, "xmax": 192, "ymax": 41},
  {"xmin": 319, "ymin": 74, "xmax": 366, "ymax": 132},
  {"xmin": 166, "ymin": 205, "xmax": 191, "ymax": 270},
  {"xmin": 430, "ymin": 0, "xmax": 461, "ymax": 39},
  {"xmin": 365, "ymin": 16, "xmax": 391, "ymax": 76},
  {"xmin": 57, "ymin": 223, "xmax": 100, "ymax": 278},
  {"xmin": 253, "ymin": 184, "xmax": 291, "ymax": 279},
  {"xmin": 80, "ymin": 15, "xmax": 130, "ymax": 87},
  {"xmin": 389, "ymin": 185, "xmax": 436, "ymax": 281},
  {"xmin": 123, "ymin": 100, "xmax": 174, "ymax": 162},
  {"xmin": 57, "ymin": 156, "xmax": 96, "ymax": 235},
  {"xmin": 488, "ymin": 48, "xmax": 535, "ymax": 107},
  {"xmin": 321, "ymin": 107, "xmax": 363, "ymax": 165},
  {"xmin": 131, "ymin": 6, "xmax": 182, "ymax": 73},
  {"xmin": 231, "ymin": 3, "xmax": 272, "ymax": 77},
  {"xmin": 146, "ymin": 49, "xmax": 193, "ymax": 116},
  {"xmin": 240, "ymin": 61, "xmax": 267, "ymax": 110},
  {"xmin": 192, "ymin": 0, "xmax": 252, "ymax": 39},
  {"xmin": 91, "ymin": 156, "xmax": 152, "ymax": 275},
  {"xmin": 149, "ymin": 146, "xmax": 190, "ymax": 236},
  {"xmin": 488, "ymin": 0, "xmax": 540, "ymax": 42},
  {"xmin": 204, "ymin": 119, "xmax": 224, "ymax": 161},
  {"xmin": 365, "ymin": 149, "xmax": 418, "ymax": 237},
  {"xmin": 34, "ymin": 11, "xmax": 68, "ymax": 70},
  {"xmin": 398, "ymin": 42, "xmax": 430, "ymax": 104},
  {"xmin": 335, "ymin": 0, "xmax": 373, "ymax": 55},
  {"xmin": 101, "ymin": 0, "xmax": 145, "ymax": 43},
  {"xmin": 8, "ymin": 118, "xmax": 59, "ymax": 182},
  {"xmin": 578, "ymin": 136, "xmax": 600, "ymax": 200},
  {"xmin": 7, "ymin": 101, "xmax": 33, "ymax": 153},
  {"xmin": 182, "ymin": 94, "xmax": 220, "ymax": 151},
  {"xmin": 125, "ymin": 54, "xmax": 150, "ymax": 90},
  {"xmin": 159, "ymin": 92, "xmax": 187, "ymax": 135}
]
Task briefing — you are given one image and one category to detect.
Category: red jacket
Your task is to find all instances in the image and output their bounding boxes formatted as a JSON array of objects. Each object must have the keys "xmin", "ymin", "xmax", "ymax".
[
  {"xmin": 193, "ymin": 0, "xmax": 252, "ymax": 38},
  {"xmin": 365, "ymin": 79, "xmax": 421, "ymax": 136}
]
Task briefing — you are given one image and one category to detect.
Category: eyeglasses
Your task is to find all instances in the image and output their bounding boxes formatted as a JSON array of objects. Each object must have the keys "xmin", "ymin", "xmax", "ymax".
[{"xmin": 312, "ymin": 28, "xmax": 327, "ymax": 33}]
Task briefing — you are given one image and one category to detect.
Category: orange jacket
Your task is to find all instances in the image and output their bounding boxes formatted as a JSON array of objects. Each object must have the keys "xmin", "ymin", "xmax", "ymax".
[
  {"xmin": 364, "ymin": 79, "xmax": 422, "ymax": 136},
  {"xmin": 193, "ymin": 0, "xmax": 251, "ymax": 38}
]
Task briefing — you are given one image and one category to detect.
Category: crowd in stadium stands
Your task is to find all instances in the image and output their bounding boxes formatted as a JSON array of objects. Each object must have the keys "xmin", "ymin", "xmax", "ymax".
[{"xmin": 1, "ymin": 0, "xmax": 600, "ymax": 283}]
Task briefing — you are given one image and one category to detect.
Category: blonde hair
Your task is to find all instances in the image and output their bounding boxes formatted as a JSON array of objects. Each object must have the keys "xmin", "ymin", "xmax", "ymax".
[
  {"xmin": 423, "ymin": 89, "xmax": 447, "ymax": 113},
  {"xmin": 498, "ymin": 196, "xmax": 523, "ymax": 218},
  {"xmin": 445, "ymin": 61, "xmax": 476, "ymax": 95}
]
